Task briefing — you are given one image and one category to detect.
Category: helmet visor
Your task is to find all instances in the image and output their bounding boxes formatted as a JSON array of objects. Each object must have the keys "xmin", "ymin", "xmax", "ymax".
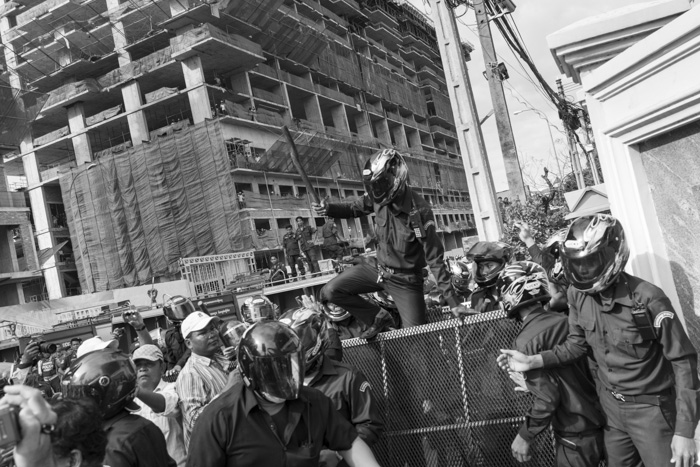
[
  {"xmin": 562, "ymin": 249, "xmax": 612, "ymax": 289},
  {"xmin": 476, "ymin": 261, "xmax": 501, "ymax": 279},
  {"xmin": 252, "ymin": 352, "xmax": 303, "ymax": 401},
  {"xmin": 368, "ymin": 173, "xmax": 394, "ymax": 203}
]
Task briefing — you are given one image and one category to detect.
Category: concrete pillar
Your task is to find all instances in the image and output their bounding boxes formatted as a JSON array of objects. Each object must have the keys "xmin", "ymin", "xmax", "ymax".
[
  {"xmin": 21, "ymin": 140, "xmax": 65, "ymax": 299},
  {"xmin": 66, "ymin": 103, "xmax": 93, "ymax": 165},
  {"xmin": 392, "ymin": 125, "xmax": 408, "ymax": 148},
  {"xmin": 303, "ymin": 95, "xmax": 323, "ymax": 126},
  {"xmin": 330, "ymin": 105, "xmax": 350, "ymax": 133},
  {"xmin": 0, "ymin": 228, "xmax": 17, "ymax": 273},
  {"xmin": 354, "ymin": 114, "xmax": 372, "ymax": 139},
  {"xmin": 181, "ymin": 55, "xmax": 212, "ymax": 123},
  {"xmin": 374, "ymin": 118, "xmax": 391, "ymax": 145},
  {"xmin": 122, "ymin": 82, "xmax": 149, "ymax": 145}
]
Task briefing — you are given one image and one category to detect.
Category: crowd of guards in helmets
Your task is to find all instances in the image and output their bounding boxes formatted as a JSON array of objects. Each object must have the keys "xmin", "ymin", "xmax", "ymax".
[{"xmin": 0, "ymin": 148, "xmax": 697, "ymax": 467}]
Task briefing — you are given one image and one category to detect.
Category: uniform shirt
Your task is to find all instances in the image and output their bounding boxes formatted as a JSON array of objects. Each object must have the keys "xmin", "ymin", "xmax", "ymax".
[
  {"xmin": 296, "ymin": 225, "xmax": 316, "ymax": 251},
  {"xmin": 322, "ymin": 222, "xmax": 339, "ymax": 246},
  {"xmin": 37, "ymin": 358, "xmax": 58, "ymax": 380},
  {"xmin": 134, "ymin": 380, "xmax": 186, "ymax": 467},
  {"xmin": 176, "ymin": 352, "xmax": 231, "ymax": 447},
  {"xmin": 186, "ymin": 383, "xmax": 358, "ymax": 467},
  {"xmin": 103, "ymin": 410, "xmax": 176, "ymax": 467},
  {"xmin": 541, "ymin": 273, "xmax": 700, "ymax": 438},
  {"xmin": 283, "ymin": 232, "xmax": 301, "ymax": 256},
  {"xmin": 326, "ymin": 188, "xmax": 458, "ymax": 307},
  {"xmin": 164, "ymin": 327, "xmax": 190, "ymax": 370},
  {"xmin": 470, "ymin": 287, "xmax": 499, "ymax": 313},
  {"xmin": 308, "ymin": 358, "xmax": 383, "ymax": 446},
  {"xmin": 516, "ymin": 308, "xmax": 604, "ymax": 442}
]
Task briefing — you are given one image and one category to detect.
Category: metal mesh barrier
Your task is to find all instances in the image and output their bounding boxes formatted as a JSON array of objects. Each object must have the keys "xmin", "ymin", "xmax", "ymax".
[{"xmin": 342, "ymin": 311, "xmax": 557, "ymax": 466}]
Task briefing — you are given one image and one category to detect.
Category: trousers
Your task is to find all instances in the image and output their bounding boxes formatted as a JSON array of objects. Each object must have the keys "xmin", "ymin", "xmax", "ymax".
[
  {"xmin": 303, "ymin": 246, "xmax": 321, "ymax": 273},
  {"xmin": 554, "ymin": 430, "xmax": 604, "ymax": 467},
  {"xmin": 599, "ymin": 387, "xmax": 675, "ymax": 466},
  {"xmin": 320, "ymin": 262, "xmax": 426, "ymax": 327},
  {"xmin": 287, "ymin": 255, "xmax": 305, "ymax": 276}
]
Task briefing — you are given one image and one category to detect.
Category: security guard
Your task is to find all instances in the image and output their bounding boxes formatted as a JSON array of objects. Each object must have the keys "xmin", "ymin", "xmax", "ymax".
[
  {"xmin": 280, "ymin": 308, "xmax": 383, "ymax": 466},
  {"xmin": 296, "ymin": 217, "xmax": 320, "ymax": 274},
  {"xmin": 283, "ymin": 224, "xmax": 305, "ymax": 279},
  {"xmin": 322, "ymin": 217, "xmax": 347, "ymax": 261},
  {"xmin": 185, "ymin": 320, "xmax": 381, "ymax": 467},
  {"xmin": 316, "ymin": 149, "xmax": 467, "ymax": 340},
  {"xmin": 467, "ymin": 241, "xmax": 512, "ymax": 313},
  {"xmin": 500, "ymin": 214, "xmax": 700, "ymax": 467},
  {"xmin": 499, "ymin": 261, "xmax": 604, "ymax": 466}
]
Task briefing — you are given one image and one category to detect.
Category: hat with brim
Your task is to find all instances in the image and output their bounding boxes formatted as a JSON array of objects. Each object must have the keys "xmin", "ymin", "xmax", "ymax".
[{"xmin": 77, "ymin": 336, "xmax": 118, "ymax": 359}]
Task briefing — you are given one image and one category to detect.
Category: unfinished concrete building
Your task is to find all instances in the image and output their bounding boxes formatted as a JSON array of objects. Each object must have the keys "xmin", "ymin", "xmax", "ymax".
[{"xmin": 0, "ymin": 0, "xmax": 475, "ymax": 297}]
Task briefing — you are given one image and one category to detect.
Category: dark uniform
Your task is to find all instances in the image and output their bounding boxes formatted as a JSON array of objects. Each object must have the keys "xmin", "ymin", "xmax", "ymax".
[
  {"xmin": 186, "ymin": 383, "xmax": 358, "ymax": 467},
  {"xmin": 527, "ymin": 244, "xmax": 570, "ymax": 313},
  {"xmin": 541, "ymin": 272, "xmax": 700, "ymax": 466},
  {"xmin": 283, "ymin": 231, "xmax": 305, "ymax": 278},
  {"xmin": 322, "ymin": 221, "xmax": 345, "ymax": 261},
  {"xmin": 308, "ymin": 358, "xmax": 383, "ymax": 447},
  {"xmin": 516, "ymin": 308, "xmax": 604, "ymax": 466},
  {"xmin": 104, "ymin": 411, "xmax": 176, "ymax": 467},
  {"xmin": 268, "ymin": 261, "xmax": 288, "ymax": 284},
  {"xmin": 321, "ymin": 188, "xmax": 458, "ymax": 327},
  {"xmin": 296, "ymin": 225, "xmax": 320, "ymax": 274},
  {"xmin": 470, "ymin": 286, "xmax": 499, "ymax": 314},
  {"xmin": 330, "ymin": 318, "xmax": 367, "ymax": 341},
  {"xmin": 163, "ymin": 326, "xmax": 190, "ymax": 371}
]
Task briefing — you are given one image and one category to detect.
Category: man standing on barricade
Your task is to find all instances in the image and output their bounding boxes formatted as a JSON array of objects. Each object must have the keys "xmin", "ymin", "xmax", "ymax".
[
  {"xmin": 498, "ymin": 261, "xmax": 604, "ymax": 465},
  {"xmin": 499, "ymin": 214, "xmax": 699, "ymax": 467},
  {"xmin": 316, "ymin": 149, "xmax": 468, "ymax": 340},
  {"xmin": 296, "ymin": 216, "xmax": 320, "ymax": 275}
]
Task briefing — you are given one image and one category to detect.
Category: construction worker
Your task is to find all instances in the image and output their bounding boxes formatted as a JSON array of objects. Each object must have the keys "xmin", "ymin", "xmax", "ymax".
[
  {"xmin": 283, "ymin": 224, "xmax": 305, "ymax": 280},
  {"xmin": 186, "ymin": 320, "xmax": 381, "ymax": 467},
  {"xmin": 316, "ymin": 149, "xmax": 468, "ymax": 340},
  {"xmin": 279, "ymin": 306, "xmax": 383, "ymax": 466},
  {"xmin": 466, "ymin": 241, "xmax": 513, "ymax": 313},
  {"xmin": 498, "ymin": 261, "xmax": 604, "ymax": 465},
  {"xmin": 499, "ymin": 214, "xmax": 700, "ymax": 467},
  {"xmin": 296, "ymin": 216, "xmax": 320, "ymax": 274}
]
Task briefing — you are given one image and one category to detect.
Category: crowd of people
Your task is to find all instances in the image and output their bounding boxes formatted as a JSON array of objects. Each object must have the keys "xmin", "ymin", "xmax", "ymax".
[{"xmin": 0, "ymin": 148, "xmax": 697, "ymax": 466}]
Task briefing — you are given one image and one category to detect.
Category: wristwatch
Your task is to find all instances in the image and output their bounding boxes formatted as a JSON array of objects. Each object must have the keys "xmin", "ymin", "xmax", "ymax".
[{"xmin": 133, "ymin": 324, "xmax": 146, "ymax": 331}]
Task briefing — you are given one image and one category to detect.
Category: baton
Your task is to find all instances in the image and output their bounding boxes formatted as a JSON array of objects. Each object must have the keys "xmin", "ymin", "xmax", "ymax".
[{"xmin": 282, "ymin": 126, "xmax": 320, "ymax": 205}]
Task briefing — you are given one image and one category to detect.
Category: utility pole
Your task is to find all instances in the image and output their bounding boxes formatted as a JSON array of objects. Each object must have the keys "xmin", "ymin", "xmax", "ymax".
[
  {"xmin": 428, "ymin": 0, "xmax": 503, "ymax": 241},
  {"xmin": 472, "ymin": 0, "xmax": 526, "ymax": 202},
  {"xmin": 579, "ymin": 110, "xmax": 602, "ymax": 185},
  {"xmin": 556, "ymin": 78, "xmax": 585, "ymax": 189}
]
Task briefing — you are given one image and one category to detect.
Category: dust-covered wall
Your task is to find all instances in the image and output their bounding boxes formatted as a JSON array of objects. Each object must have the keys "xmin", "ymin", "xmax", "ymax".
[{"xmin": 60, "ymin": 120, "xmax": 251, "ymax": 293}]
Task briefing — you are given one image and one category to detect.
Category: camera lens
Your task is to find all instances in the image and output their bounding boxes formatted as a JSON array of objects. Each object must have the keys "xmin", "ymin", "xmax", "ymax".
[{"xmin": 39, "ymin": 342, "xmax": 57, "ymax": 354}]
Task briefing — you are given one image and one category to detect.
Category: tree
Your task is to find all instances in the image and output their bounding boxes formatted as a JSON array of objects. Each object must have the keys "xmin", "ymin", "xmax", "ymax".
[{"xmin": 499, "ymin": 177, "xmax": 570, "ymax": 260}]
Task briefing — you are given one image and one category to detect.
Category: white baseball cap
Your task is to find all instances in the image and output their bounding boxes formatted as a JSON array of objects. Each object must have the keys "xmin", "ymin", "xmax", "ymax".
[
  {"xmin": 181, "ymin": 311, "xmax": 215, "ymax": 338},
  {"xmin": 77, "ymin": 336, "xmax": 118, "ymax": 359}
]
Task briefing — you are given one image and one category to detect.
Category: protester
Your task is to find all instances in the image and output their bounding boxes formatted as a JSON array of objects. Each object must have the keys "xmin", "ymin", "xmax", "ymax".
[
  {"xmin": 36, "ymin": 350, "xmax": 61, "ymax": 394},
  {"xmin": 0, "ymin": 385, "xmax": 107, "ymax": 467},
  {"xmin": 62, "ymin": 348, "xmax": 175, "ymax": 467},
  {"xmin": 280, "ymin": 307, "xmax": 384, "ymax": 466},
  {"xmin": 498, "ymin": 262, "xmax": 604, "ymax": 465},
  {"xmin": 499, "ymin": 214, "xmax": 700, "ymax": 467},
  {"xmin": 467, "ymin": 241, "xmax": 512, "ymax": 313},
  {"xmin": 316, "ymin": 149, "xmax": 468, "ymax": 340},
  {"xmin": 296, "ymin": 216, "xmax": 320, "ymax": 274},
  {"xmin": 283, "ymin": 224, "xmax": 305, "ymax": 280},
  {"xmin": 132, "ymin": 345, "xmax": 186, "ymax": 466},
  {"xmin": 175, "ymin": 311, "xmax": 233, "ymax": 448},
  {"xmin": 186, "ymin": 320, "xmax": 381, "ymax": 467}
]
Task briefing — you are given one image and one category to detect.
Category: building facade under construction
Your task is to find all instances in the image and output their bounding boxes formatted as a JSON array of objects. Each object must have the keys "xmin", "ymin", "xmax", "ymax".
[{"xmin": 0, "ymin": 0, "xmax": 475, "ymax": 300}]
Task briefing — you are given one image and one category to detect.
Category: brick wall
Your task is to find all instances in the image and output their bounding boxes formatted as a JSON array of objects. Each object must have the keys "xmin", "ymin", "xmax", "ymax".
[{"xmin": 0, "ymin": 209, "xmax": 40, "ymax": 271}]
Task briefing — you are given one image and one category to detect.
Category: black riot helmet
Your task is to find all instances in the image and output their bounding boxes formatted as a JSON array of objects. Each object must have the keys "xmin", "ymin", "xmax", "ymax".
[
  {"xmin": 560, "ymin": 214, "xmax": 629, "ymax": 294},
  {"xmin": 449, "ymin": 259, "xmax": 472, "ymax": 294},
  {"xmin": 467, "ymin": 241, "xmax": 513, "ymax": 287},
  {"xmin": 497, "ymin": 261, "xmax": 551, "ymax": 320},
  {"xmin": 240, "ymin": 294, "xmax": 278, "ymax": 324},
  {"xmin": 163, "ymin": 295, "xmax": 195, "ymax": 323},
  {"xmin": 544, "ymin": 228, "xmax": 568, "ymax": 284},
  {"xmin": 61, "ymin": 349, "xmax": 138, "ymax": 420},
  {"xmin": 362, "ymin": 149, "xmax": 409, "ymax": 206},
  {"xmin": 238, "ymin": 321, "xmax": 303, "ymax": 402},
  {"xmin": 321, "ymin": 302, "xmax": 351, "ymax": 322},
  {"xmin": 279, "ymin": 307, "xmax": 328, "ymax": 375}
]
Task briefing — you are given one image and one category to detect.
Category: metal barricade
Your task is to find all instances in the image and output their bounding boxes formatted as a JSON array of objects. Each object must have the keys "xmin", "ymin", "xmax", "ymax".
[{"xmin": 342, "ymin": 310, "xmax": 557, "ymax": 467}]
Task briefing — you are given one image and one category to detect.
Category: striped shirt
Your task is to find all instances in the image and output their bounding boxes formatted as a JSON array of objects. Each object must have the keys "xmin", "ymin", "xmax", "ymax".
[{"xmin": 175, "ymin": 352, "xmax": 231, "ymax": 447}]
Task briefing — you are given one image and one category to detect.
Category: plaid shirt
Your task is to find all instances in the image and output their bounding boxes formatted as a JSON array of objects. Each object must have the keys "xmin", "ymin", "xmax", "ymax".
[{"xmin": 175, "ymin": 352, "xmax": 232, "ymax": 447}]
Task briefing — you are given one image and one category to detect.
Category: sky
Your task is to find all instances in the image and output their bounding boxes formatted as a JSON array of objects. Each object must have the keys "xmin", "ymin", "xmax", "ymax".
[{"xmin": 408, "ymin": 0, "xmax": 644, "ymax": 192}]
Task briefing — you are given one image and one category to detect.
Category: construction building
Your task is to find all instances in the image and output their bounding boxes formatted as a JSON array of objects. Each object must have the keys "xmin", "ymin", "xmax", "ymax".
[{"xmin": 0, "ymin": 0, "xmax": 476, "ymax": 299}]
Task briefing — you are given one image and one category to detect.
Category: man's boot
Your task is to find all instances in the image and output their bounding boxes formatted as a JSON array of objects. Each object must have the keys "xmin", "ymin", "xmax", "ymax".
[{"xmin": 361, "ymin": 308, "xmax": 395, "ymax": 340}]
